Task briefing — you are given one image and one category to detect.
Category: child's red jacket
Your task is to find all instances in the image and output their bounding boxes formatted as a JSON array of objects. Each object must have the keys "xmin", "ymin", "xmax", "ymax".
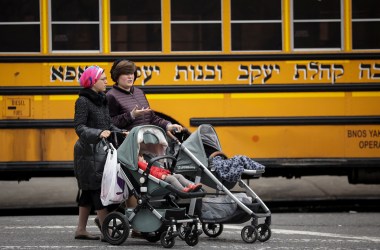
[{"xmin": 138, "ymin": 161, "xmax": 170, "ymax": 179}]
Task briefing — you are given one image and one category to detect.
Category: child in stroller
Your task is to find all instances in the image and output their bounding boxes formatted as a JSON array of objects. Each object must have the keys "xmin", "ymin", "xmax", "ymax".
[
  {"xmin": 101, "ymin": 125, "xmax": 205, "ymax": 248},
  {"xmin": 138, "ymin": 154, "xmax": 202, "ymax": 192},
  {"xmin": 208, "ymin": 150, "xmax": 265, "ymax": 183},
  {"xmin": 168, "ymin": 124, "xmax": 272, "ymax": 244}
]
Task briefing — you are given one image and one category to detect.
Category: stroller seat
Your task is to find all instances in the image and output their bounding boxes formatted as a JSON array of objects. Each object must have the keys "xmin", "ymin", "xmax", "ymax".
[{"xmin": 118, "ymin": 125, "xmax": 204, "ymax": 199}]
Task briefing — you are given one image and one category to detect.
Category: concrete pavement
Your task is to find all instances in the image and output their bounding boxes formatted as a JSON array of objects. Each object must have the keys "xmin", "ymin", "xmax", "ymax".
[{"xmin": 0, "ymin": 176, "xmax": 379, "ymax": 209}]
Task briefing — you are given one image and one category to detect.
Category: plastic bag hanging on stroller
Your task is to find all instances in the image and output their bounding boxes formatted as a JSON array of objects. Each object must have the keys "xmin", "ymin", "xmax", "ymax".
[{"xmin": 100, "ymin": 141, "xmax": 128, "ymax": 206}]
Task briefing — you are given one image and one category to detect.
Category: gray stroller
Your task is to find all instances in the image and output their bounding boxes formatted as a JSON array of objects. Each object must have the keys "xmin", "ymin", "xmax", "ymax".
[
  {"xmin": 168, "ymin": 124, "xmax": 272, "ymax": 243},
  {"xmin": 101, "ymin": 125, "xmax": 204, "ymax": 248}
]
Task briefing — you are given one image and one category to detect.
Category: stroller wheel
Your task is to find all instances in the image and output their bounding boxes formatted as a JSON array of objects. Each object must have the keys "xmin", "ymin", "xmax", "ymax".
[
  {"xmin": 102, "ymin": 212, "xmax": 129, "ymax": 245},
  {"xmin": 202, "ymin": 223, "xmax": 223, "ymax": 238},
  {"xmin": 241, "ymin": 225, "xmax": 258, "ymax": 243},
  {"xmin": 160, "ymin": 231, "xmax": 176, "ymax": 248},
  {"xmin": 257, "ymin": 224, "xmax": 271, "ymax": 242},
  {"xmin": 184, "ymin": 231, "xmax": 199, "ymax": 246}
]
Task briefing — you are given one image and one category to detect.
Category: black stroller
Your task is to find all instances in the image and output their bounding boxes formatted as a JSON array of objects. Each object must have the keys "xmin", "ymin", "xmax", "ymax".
[
  {"xmin": 168, "ymin": 124, "xmax": 272, "ymax": 243},
  {"xmin": 101, "ymin": 125, "xmax": 205, "ymax": 248}
]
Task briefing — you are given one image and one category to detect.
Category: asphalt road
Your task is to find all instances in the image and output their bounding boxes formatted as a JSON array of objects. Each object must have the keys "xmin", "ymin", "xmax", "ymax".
[{"xmin": 0, "ymin": 213, "xmax": 379, "ymax": 249}]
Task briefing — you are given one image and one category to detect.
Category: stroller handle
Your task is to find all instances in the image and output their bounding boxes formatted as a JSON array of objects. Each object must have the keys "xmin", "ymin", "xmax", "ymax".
[{"xmin": 166, "ymin": 127, "xmax": 189, "ymax": 143}]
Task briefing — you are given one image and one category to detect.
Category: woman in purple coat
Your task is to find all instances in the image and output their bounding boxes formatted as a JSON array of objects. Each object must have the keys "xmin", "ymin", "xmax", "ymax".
[
  {"xmin": 106, "ymin": 60, "xmax": 183, "ymax": 237},
  {"xmin": 106, "ymin": 59, "xmax": 182, "ymax": 133}
]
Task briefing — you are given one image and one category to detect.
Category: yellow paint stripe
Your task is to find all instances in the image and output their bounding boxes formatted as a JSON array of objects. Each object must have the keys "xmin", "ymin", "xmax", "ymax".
[
  {"xmin": 285, "ymin": 60, "xmax": 350, "ymax": 64},
  {"xmin": 231, "ymin": 92, "xmax": 344, "ymax": 99},
  {"xmin": 162, "ymin": 0, "xmax": 171, "ymax": 54},
  {"xmin": 283, "ymin": 0, "xmax": 290, "ymax": 52},
  {"xmin": 41, "ymin": 0, "xmax": 48, "ymax": 54},
  {"xmin": 8, "ymin": 92, "xmax": 377, "ymax": 102},
  {"xmin": 222, "ymin": 0, "xmax": 231, "ymax": 53},
  {"xmin": 48, "ymin": 63, "xmax": 109, "ymax": 66},
  {"xmin": 49, "ymin": 95, "xmax": 78, "ymax": 101},
  {"xmin": 352, "ymin": 92, "xmax": 380, "ymax": 97},
  {"xmin": 102, "ymin": 0, "xmax": 110, "ymax": 53},
  {"xmin": 344, "ymin": 0, "xmax": 352, "ymax": 51},
  {"xmin": 146, "ymin": 94, "xmax": 224, "ymax": 100}
]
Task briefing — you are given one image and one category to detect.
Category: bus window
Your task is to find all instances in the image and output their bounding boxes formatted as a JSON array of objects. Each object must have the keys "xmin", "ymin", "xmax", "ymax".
[
  {"xmin": 0, "ymin": 0, "xmax": 40, "ymax": 53},
  {"xmin": 231, "ymin": 0, "xmax": 282, "ymax": 51},
  {"xmin": 110, "ymin": 0, "xmax": 162, "ymax": 52},
  {"xmin": 352, "ymin": 0, "xmax": 380, "ymax": 50},
  {"xmin": 50, "ymin": 0, "xmax": 100, "ymax": 52},
  {"xmin": 170, "ymin": 0, "xmax": 221, "ymax": 51},
  {"xmin": 293, "ymin": 0, "xmax": 342, "ymax": 50}
]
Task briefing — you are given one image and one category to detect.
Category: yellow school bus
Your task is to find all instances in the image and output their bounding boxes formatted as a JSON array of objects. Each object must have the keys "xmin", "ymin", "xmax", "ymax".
[{"xmin": 1, "ymin": 0, "xmax": 379, "ymax": 183}]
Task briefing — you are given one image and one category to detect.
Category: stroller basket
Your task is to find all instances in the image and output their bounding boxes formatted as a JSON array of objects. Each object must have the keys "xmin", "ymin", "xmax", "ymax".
[
  {"xmin": 125, "ymin": 207, "xmax": 187, "ymax": 233},
  {"xmin": 164, "ymin": 207, "xmax": 186, "ymax": 220},
  {"xmin": 198, "ymin": 193, "xmax": 260, "ymax": 222},
  {"xmin": 199, "ymin": 202, "xmax": 261, "ymax": 224},
  {"xmin": 126, "ymin": 207, "xmax": 187, "ymax": 220}
]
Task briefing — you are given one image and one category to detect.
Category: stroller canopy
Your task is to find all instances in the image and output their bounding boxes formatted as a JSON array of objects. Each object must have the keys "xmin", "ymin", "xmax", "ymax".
[
  {"xmin": 176, "ymin": 124, "xmax": 222, "ymax": 171},
  {"xmin": 117, "ymin": 125, "xmax": 168, "ymax": 171}
]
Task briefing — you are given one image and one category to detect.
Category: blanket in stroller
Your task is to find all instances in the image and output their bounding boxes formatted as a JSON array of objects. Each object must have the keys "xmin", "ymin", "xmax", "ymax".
[{"xmin": 211, "ymin": 155, "xmax": 265, "ymax": 182}]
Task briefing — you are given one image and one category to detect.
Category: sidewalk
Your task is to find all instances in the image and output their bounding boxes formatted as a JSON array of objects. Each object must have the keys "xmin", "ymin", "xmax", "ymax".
[{"xmin": 1, "ymin": 176, "xmax": 379, "ymax": 209}]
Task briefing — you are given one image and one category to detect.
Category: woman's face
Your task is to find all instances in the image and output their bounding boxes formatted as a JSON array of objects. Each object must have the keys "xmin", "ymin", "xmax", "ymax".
[
  {"xmin": 92, "ymin": 72, "xmax": 107, "ymax": 93},
  {"xmin": 117, "ymin": 73, "xmax": 135, "ymax": 91}
]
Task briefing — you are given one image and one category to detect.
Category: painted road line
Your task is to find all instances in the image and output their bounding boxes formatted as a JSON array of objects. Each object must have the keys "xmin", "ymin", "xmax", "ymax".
[
  {"xmin": 4, "ymin": 225, "xmax": 380, "ymax": 243},
  {"xmin": 224, "ymin": 225, "xmax": 380, "ymax": 243}
]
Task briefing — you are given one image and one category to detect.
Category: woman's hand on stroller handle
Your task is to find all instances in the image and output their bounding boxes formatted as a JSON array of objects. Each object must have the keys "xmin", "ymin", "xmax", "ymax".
[
  {"xmin": 167, "ymin": 124, "xmax": 184, "ymax": 133},
  {"xmin": 99, "ymin": 130, "xmax": 111, "ymax": 138},
  {"xmin": 166, "ymin": 126, "xmax": 189, "ymax": 142}
]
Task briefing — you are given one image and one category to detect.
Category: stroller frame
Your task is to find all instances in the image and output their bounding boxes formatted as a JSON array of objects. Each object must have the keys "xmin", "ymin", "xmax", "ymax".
[
  {"xmin": 101, "ymin": 125, "xmax": 204, "ymax": 248},
  {"xmin": 169, "ymin": 124, "xmax": 272, "ymax": 243}
]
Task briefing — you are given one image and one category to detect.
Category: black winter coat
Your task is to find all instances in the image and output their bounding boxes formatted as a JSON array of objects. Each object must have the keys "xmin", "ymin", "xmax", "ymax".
[{"xmin": 73, "ymin": 88, "xmax": 121, "ymax": 190}]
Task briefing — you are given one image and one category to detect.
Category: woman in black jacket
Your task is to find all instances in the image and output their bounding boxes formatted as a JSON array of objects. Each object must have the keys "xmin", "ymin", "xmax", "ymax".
[{"xmin": 73, "ymin": 65, "xmax": 126, "ymax": 240}]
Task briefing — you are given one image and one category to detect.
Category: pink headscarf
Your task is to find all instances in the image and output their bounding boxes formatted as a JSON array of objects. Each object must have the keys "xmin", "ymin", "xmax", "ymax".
[{"xmin": 79, "ymin": 66, "xmax": 104, "ymax": 88}]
